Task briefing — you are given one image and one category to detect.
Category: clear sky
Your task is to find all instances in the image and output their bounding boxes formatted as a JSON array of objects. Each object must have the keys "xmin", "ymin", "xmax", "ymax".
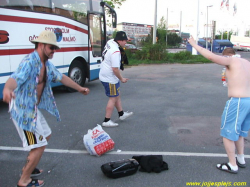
[{"xmin": 114, "ymin": 0, "xmax": 250, "ymax": 37}]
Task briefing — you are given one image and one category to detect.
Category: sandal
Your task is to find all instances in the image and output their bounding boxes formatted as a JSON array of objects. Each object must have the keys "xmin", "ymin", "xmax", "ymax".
[
  {"xmin": 17, "ymin": 178, "xmax": 45, "ymax": 187},
  {"xmin": 236, "ymin": 157, "xmax": 246, "ymax": 168},
  {"xmin": 216, "ymin": 163, "xmax": 238, "ymax": 174},
  {"xmin": 31, "ymin": 168, "xmax": 43, "ymax": 177}
]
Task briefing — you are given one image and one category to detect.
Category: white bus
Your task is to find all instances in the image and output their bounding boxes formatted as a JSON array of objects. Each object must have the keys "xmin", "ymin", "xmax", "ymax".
[
  {"xmin": 0, "ymin": 0, "xmax": 117, "ymax": 99},
  {"xmin": 231, "ymin": 35, "xmax": 250, "ymax": 51}
]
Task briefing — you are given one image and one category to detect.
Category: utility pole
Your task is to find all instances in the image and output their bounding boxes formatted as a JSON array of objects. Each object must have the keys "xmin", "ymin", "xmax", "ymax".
[
  {"xmin": 206, "ymin": 5, "xmax": 213, "ymax": 50},
  {"xmin": 153, "ymin": 0, "xmax": 157, "ymax": 44},
  {"xmin": 192, "ymin": 0, "xmax": 199, "ymax": 55},
  {"xmin": 166, "ymin": 8, "xmax": 168, "ymax": 46},
  {"xmin": 179, "ymin": 11, "xmax": 182, "ymax": 37}
]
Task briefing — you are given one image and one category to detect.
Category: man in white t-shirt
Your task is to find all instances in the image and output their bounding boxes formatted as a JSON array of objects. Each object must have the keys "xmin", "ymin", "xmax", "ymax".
[{"xmin": 99, "ymin": 31, "xmax": 133, "ymax": 127}]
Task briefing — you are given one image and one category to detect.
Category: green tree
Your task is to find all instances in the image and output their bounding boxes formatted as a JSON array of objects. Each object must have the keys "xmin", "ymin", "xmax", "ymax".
[
  {"xmin": 104, "ymin": 0, "xmax": 127, "ymax": 9},
  {"xmin": 215, "ymin": 30, "xmax": 234, "ymax": 40},
  {"xmin": 104, "ymin": 0, "xmax": 126, "ymax": 27},
  {"xmin": 157, "ymin": 17, "xmax": 167, "ymax": 44},
  {"xmin": 156, "ymin": 17, "xmax": 182, "ymax": 47},
  {"xmin": 158, "ymin": 16, "xmax": 166, "ymax": 30},
  {"xmin": 141, "ymin": 16, "xmax": 182, "ymax": 47},
  {"xmin": 112, "ymin": 30, "xmax": 117, "ymax": 38},
  {"xmin": 167, "ymin": 33, "xmax": 182, "ymax": 46}
]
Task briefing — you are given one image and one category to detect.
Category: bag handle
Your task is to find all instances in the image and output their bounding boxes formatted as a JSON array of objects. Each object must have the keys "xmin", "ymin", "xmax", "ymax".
[{"xmin": 112, "ymin": 163, "xmax": 129, "ymax": 172}]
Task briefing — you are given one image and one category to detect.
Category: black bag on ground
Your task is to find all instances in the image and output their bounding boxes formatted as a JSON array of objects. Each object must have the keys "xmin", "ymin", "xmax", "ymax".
[
  {"xmin": 132, "ymin": 155, "xmax": 169, "ymax": 173},
  {"xmin": 101, "ymin": 159, "xmax": 139, "ymax": 179}
]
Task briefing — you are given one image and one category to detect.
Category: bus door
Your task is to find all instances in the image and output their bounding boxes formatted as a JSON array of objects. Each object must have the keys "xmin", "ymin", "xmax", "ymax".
[{"xmin": 88, "ymin": 13, "xmax": 105, "ymax": 81}]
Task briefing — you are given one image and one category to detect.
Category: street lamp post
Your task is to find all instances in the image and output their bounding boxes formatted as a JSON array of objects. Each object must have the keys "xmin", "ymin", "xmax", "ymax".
[
  {"xmin": 192, "ymin": 0, "xmax": 200, "ymax": 55},
  {"xmin": 153, "ymin": 0, "xmax": 157, "ymax": 44},
  {"xmin": 179, "ymin": 11, "xmax": 182, "ymax": 37},
  {"xmin": 166, "ymin": 8, "xmax": 168, "ymax": 46},
  {"xmin": 206, "ymin": 5, "xmax": 213, "ymax": 50}
]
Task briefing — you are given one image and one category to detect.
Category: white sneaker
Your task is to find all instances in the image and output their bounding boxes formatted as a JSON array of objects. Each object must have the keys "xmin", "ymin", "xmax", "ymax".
[
  {"xmin": 102, "ymin": 120, "xmax": 119, "ymax": 127},
  {"xmin": 119, "ymin": 111, "xmax": 133, "ymax": 120}
]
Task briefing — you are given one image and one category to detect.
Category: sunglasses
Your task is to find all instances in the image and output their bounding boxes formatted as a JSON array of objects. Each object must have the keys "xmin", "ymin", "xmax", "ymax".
[{"xmin": 50, "ymin": 46, "xmax": 57, "ymax": 50}]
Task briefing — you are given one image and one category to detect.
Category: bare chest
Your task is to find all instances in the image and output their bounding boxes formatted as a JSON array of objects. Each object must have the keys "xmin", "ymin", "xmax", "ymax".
[{"xmin": 38, "ymin": 65, "xmax": 46, "ymax": 84}]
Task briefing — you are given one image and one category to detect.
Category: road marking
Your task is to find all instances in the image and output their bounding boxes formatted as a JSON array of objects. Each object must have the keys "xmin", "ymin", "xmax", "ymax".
[{"xmin": 0, "ymin": 146, "xmax": 250, "ymax": 158}]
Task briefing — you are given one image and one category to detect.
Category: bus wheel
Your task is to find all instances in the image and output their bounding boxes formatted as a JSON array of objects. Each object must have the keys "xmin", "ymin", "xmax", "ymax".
[{"xmin": 68, "ymin": 60, "xmax": 86, "ymax": 92}]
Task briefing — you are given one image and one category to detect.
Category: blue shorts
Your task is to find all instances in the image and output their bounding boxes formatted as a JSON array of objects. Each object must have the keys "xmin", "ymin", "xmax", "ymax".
[
  {"xmin": 101, "ymin": 81, "xmax": 120, "ymax": 97},
  {"xmin": 221, "ymin": 97, "xmax": 250, "ymax": 141}
]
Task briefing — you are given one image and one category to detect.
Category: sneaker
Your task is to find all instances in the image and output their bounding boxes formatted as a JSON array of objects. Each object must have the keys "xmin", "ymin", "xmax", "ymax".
[
  {"xmin": 119, "ymin": 111, "xmax": 133, "ymax": 121},
  {"xmin": 102, "ymin": 120, "xmax": 119, "ymax": 127}
]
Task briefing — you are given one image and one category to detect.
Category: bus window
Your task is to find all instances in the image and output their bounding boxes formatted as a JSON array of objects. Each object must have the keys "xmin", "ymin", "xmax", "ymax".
[
  {"xmin": 89, "ymin": 14, "xmax": 104, "ymax": 57},
  {"xmin": 53, "ymin": 0, "xmax": 88, "ymax": 24},
  {"xmin": 7, "ymin": 0, "xmax": 33, "ymax": 10},
  {"xmin": 31, "ymin": 0, "xmax": 52, "ymax": 13},
  {"xmin": 92, "ymin": 0, "xmax": 102, "ymax": 13},
  {"xmin": 53, "ymin": 0, "xmax": 73, "ymax": 19},
  {"xmin": 0, "ymin": 0, "xmax": 9, "ymax": 6},
  {"xmin": 4, "ymin": 0, "xmax": 52, "ymax": 12}
]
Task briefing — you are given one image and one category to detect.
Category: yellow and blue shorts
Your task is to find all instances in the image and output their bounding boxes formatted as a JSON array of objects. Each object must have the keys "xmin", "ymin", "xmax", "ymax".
[{"xmin": 101, "ymin": 81, "xmax": 120, "ymax": 97}]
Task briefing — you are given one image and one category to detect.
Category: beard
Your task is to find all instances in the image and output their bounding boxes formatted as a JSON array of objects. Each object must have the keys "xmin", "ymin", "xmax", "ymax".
[
  {"xmin": 47, "ymin": 53, "xmax": 54, "ymax": 59},
  {"xmin": 43, "ymin": 46, "xmax": 54, "ymax": 59}
]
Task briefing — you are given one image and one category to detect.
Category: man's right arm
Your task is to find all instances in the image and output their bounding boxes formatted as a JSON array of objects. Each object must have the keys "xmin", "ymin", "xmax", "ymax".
[
  {"xmin": 3, "ymin": 78, "xmax": 17, "ymax": 103},
  {"xmin": 112, "ymin": 67, "xmax": 128, "ymax": 83},
  {"xmin": 111, "ymin": 50, "xmax": 129, "ymax": 83}
]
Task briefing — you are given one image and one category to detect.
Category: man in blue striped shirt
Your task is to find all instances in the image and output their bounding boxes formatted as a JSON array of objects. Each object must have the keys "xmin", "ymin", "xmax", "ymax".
[{"xmin": 3, "ymin": 30, "xmax": 90, "ymax": 187}]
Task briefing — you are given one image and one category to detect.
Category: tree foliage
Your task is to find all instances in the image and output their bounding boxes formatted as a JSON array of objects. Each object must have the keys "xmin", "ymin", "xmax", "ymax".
[
  {"xmin": 167, "ymin": 33, "xmax": 182, "ymax": 46},
  {"xmin": 158, "ymin": 16, "xmax": 166, "ymax": 30},
  {"xmin": 104, "ymin": 0, "xmax": 126, "ymax": 27},
  {"xmin": 215, "ymin": 30, "xmax": 234, "ymax": 40},
  {"xmin": 104, "ymin": 0, "xmax": 126, "ymax": 9}
]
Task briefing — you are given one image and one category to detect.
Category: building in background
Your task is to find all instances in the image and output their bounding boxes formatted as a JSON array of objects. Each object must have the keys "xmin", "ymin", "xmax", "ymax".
[
  {"xmin": 116, "ymin": 22, "xmax": 153, "ymax": 46},
  {"xmin": 117, "ymin": 22, "xmax": 153, "ymax": 36}
]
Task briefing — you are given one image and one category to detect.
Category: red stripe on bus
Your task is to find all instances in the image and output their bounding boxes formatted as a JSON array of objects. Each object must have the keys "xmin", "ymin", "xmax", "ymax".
[
  {"xmin": 240, "ymin": 45, "xmax": 250, "ymax": 48},
  {"xmin": 0, "ymin": 15, "xmax": 88, "ymax": 34},
  {"xmin": 0, "ymin": 47, "xmax": 90, "ymax": 56}
]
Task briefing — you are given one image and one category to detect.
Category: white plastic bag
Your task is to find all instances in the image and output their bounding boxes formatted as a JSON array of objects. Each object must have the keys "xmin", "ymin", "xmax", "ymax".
[{"xmin": 83, "ymin": 124, "xmax": 115, "ymax": 156}]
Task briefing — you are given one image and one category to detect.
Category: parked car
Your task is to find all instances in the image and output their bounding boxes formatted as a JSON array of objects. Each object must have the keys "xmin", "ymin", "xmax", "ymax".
[
  {"xmin": 124, "ymin": 44, "xmax": 140, "ymax": 53},
  {"xmin": 180, "ymin": 43, "xmax": 186, "ymax": 48}
]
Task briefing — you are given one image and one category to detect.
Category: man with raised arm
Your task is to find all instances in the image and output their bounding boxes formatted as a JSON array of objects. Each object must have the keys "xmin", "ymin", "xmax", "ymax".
[{"xmin": 188, "ymin": 36, "xmax": 250, "ymax": 174}]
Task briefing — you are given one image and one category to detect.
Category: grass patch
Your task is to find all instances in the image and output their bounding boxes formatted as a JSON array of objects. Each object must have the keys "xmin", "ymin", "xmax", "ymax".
[{"xmin": 127, "ymin": 50, "xmax": 212, "ymax": 66}]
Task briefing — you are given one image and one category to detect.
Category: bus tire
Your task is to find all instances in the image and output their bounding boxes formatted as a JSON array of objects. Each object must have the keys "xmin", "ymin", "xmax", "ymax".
[{"xmin": 68, "ymin": 60, "xmax": 87, "ymax": 92}]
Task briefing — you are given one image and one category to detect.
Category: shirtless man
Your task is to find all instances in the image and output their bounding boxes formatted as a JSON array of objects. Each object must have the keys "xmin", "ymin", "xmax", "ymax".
[
  {"xmin": 3, "ymin": 30, "xmax": 90, "ymax": 186},
  {"xmin": 188, "ymin": 36, "xmax": 250, "ymax": 174}
]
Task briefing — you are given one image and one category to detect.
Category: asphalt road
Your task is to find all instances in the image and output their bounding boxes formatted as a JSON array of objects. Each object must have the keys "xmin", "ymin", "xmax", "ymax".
[{"xmin": 1, "ymin": 54, "xmax": 250, "ymax": 187}]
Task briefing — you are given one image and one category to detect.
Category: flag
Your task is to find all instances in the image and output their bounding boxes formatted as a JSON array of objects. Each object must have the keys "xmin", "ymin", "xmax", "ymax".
[
  {"xmin": 226, "ymin": 0, "xmax": 229, "ymax": 11},
  {"xmin": 233, "ymin": 2, "xmax": 237, "ymax": 15}
]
